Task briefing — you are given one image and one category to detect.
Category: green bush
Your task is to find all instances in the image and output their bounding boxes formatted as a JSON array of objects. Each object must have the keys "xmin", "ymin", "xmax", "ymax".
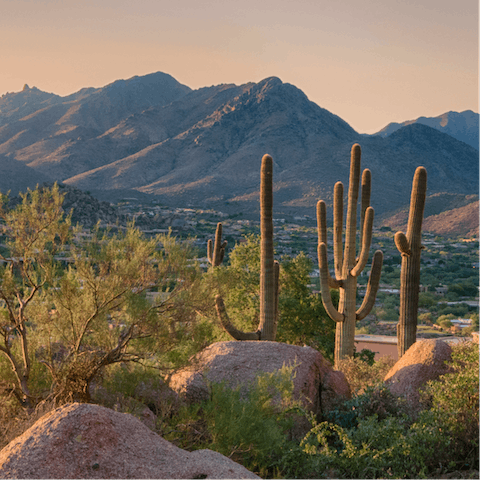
[
  {"xmin": 419, "ymin": 340, "xmax": 479, "ymax": 470},
  {"xmin": 201, "ymin": 364, "xmax": 309, "ymax": 476},
  {"xmin": 162, "ymin": 364, "xmax": 315, "ymax": 478},
  {"xmin": 299, "ymin": 341, "xmax": 479, "ymax": 479},
  {"xmin": 300, "ymin": 414, "xmax": 451, "ymax": 479}
]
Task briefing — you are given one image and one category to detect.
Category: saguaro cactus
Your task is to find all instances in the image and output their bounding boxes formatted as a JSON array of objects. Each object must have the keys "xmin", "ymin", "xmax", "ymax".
[
  {"xmin": 395, "ymin": 166, "xmax": 427, "ymax": 358},
  {"xmin": 215, "ymin": 154, "xmax": 279, "ymax": 341},
  {"xmin": 207, "ymin": 223, "xmax": 227, "ymax": 267},
  {"xmin": 317, "ymin": 144, "xmax": 383, "ymax": 366}
]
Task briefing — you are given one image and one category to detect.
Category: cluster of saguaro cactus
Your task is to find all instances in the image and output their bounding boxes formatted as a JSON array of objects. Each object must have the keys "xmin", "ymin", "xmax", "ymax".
[
  {"xmin": 207, "ymin": 223, "xmax": 227, "ymax": 267},
  {"xmin": 395, "ymin": 166, "xmax": 427, "ymax": 358},
  {"xmin": 317, "ymin": 144, "xmax": 383, "ymax": 366},
  {"xmin": 215, "ymin": 154, "xmax": 279, "ymax": 341}
]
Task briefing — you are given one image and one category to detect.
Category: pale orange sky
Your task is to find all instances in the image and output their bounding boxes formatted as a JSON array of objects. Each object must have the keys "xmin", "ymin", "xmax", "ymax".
[{"xmin": 1, "ymin": 0, "xmax": 478, "ymax": 133}]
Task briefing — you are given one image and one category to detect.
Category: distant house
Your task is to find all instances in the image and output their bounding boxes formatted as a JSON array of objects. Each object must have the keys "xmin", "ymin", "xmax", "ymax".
[
  {"xmin": 451, "ymin": 318, "xmax": 473, "ymax": 328},
  {"xmin": 435, "ymin": 286, "xmax": 448, "ymax": 296}
]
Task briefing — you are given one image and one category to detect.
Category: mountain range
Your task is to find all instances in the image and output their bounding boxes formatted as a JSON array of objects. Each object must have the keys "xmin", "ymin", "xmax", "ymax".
[
  {"xmin": 0, "ymin": 72, "xmax": 478, "ymax": 227},
  {"xmin": 374, "ymin": 110, "xmax": 479, "ymax": 150}
]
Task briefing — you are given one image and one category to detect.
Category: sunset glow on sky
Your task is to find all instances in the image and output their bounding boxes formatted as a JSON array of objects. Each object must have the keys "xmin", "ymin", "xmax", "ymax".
[{"xmin": 1, "ymin": 0, "xmax": 478, "ymax": 133}]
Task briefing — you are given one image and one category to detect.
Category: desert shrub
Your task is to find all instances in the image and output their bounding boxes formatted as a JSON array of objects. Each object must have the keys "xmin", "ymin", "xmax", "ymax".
[
  {"xmin": 418, "ymin": 340, "xmax": 479, "ymax": 470},
  {"xmin": 201, "ymin": 364, "xmax": 309, "ymax": 476},
  {"xmin": 92, "ymin": 362, "xmax": 181, "ymax": 429},
  {"xmin": 298, "ymin": 341, "xmax": 479, "ymax": 478},
  {"xmin": 324, "ymin": 384, "xmax": 410, "ymax": 429},
  {"xmin": 162, "ymin": 364, "xmax": 315, "ymax": 478},
  {"xmin": 337, "ymin": 355, "xmax": 396, "ymax": 394},
  {"xmin": 354, "ymin": 348, "xmax": 376, "ymax": 365},
  {"xmin": 300, "ymin": 413, "xmax": 450, "ymax": 479}
]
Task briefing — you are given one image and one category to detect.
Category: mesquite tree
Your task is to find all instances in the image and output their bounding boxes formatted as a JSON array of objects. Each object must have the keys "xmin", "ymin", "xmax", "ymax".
[
  {"xmin": 215, "ymin": 154, "xmax": 279, "ymax": 341},
  {"xmin": 395, "ymin": 166, "xmax": 427, "ymax": 358},
  {"xmin": 317, "ymin": 144, "xmax": 383, "ymax": 366}
]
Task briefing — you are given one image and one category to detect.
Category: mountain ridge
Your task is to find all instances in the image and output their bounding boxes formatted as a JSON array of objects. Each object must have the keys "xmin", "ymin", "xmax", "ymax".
[
  {"xmin": 0, "ymin": 72, "xmax": 477, "ymax": 225},
  {"xmin": 374, "ymin": 110, "xmax": 479, "ymax": 150}
]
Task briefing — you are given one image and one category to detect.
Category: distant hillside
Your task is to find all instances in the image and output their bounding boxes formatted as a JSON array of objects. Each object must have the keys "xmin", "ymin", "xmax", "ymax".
[
  {"xmin": 0, "ymin": 73, "xmax": 478, "ymax": 220},
  {"xmin": 0, "ymin": 154, "xmax": 52, "ymax": 195},
  {"xmin": 422, "ymin": 201, "xmax": 479, "ymax": 237},
  {"xmin": 374, "ymin": 110, "xmax": 479, "ymax": 150},
  {"xmin": 380, "ymin": 194, "xmax": 479, "ymax": 238}
]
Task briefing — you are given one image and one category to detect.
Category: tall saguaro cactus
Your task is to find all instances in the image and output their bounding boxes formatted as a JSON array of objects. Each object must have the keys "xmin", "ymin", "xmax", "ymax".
[
  {"xmin": 207, "ymin": 223, "xmax": 227, "ymax": 267},
  {"xmin": 215, "ymin": 154, "xmax": 279, "ymax": 341},
  {"xmin": 395, "ymin": 166, "xmax": 427, "ymax": 358},
  {"xmin": 317, "ymin": 144, "xmax": 383, "ymax": 366}
]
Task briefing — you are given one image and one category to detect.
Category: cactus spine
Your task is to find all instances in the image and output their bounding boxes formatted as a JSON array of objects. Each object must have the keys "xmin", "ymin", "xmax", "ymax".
[
  {"xmin": 215, "ymin": 154, "xmax": 279, "ymax": 341},
  {"xmin": 317, "ymin": 144, "xmax": 383, "ymax": 366},
  {"xmin": 395, "ymin": 166, "xmax": 427, "ymax": 358},
  {"xmin": 207, "ymin": 223, "xmax": 227, "ymax": 267}
]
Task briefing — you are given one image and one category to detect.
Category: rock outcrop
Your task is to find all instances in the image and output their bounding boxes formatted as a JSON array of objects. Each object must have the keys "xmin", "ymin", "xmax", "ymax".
[
  {"xmin": 167, "ymin": 341, "xmax": 350, "ymax": 416},
  {"xmin": 384, "ymin": 339, "xmax": 453, "ymax": 408},
  {"xmin": 0, "ymin": 403, "xmax": 259, "ymax": 479}
]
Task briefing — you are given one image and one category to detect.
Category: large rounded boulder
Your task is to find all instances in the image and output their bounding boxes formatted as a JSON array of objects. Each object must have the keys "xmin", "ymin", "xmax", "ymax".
[
  {"xmin": 167, "ymin": 341, "xmax": 350, "ymax": 415},
  {"xmin": 384, "ymin": 339, "xmax": 453, "ymax": 408},
  {"xmin": 0, "ymin": 403, "xmax": 259, "ymax": 479}
]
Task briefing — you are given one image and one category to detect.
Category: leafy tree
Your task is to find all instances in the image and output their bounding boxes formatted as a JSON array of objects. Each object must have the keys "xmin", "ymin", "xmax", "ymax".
[
  {"xmin": 448, "ymin": 281, "xmax": 478, "ymax": 297},
  {"xmin": 0, "ymin": 184, "xmax": 71, "ymax": 409},
  {"xmin": 34, "ymin": 226, "xmax": 202, "ymax": 404},
  {"xmin": 211, "ymin": 235, "xmax": 336, "ymax": 360},
  {"xmin": 0, "ymin": 186, "xmax": 203, "ymax": 409},
  {"xmin": 276, "ymin": 253, "xmax": 335, "ymax": 359},
  {"xmin": 418, "ymin": 312, "xmax": 433, "ymax": 325}
]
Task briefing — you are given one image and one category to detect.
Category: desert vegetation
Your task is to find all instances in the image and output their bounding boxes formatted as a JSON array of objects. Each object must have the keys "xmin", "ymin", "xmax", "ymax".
[{"xmin": 0, "ymin": 180, "xmax": 478, "ymax": 479}]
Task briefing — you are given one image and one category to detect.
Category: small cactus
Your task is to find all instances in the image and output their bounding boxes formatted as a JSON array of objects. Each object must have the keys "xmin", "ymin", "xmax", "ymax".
[
  {"xmin": 395, "ymin": 166, "xmax": 427, "ymax": 358},
  {"xmin": 207, "ymin": 223, "xmax": 227, "ymax": 267},
  {"xmin": 317, "ymin": 144, "xmax": 383, "ymax": 366},
  {"xmin": 215, "ymin": 154, "xmax": 279, "ymax": 341}
]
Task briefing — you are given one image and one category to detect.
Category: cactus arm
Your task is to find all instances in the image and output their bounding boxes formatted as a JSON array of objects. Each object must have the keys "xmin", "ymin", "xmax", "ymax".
[
  {"xmin": 356, "ymin": 250, "xmax": 383, "ymax": 321},
  {"xmin": 318, "ymin": 243, "xmax": 344, "ymax": 323},
  {"xmin": 394, "ymin": 232, "xmax": 411, "ymax": 256},
  {"xmin": 273, "ymin": 260, "xmax": 280, "ymax": 339},
  {"xmin": 316, "ymin": 200, "xmax": 342, "ymax": 289},
  {"xmin": 207, "ymin": 239, "xmax": 214, "ymax": 264},
  {"xmin": 333, "ymin": 182, "xmax": 344, "ymax": 278},
  {"xmin": 219, "ymin": 240, "xmax": 227, "ymax": 264},
  {"xmin": 406, "ymin": 166, "xmax": 427, "ymax": 248},
  {"xmin": 344, "ymin": 144, "xmax": 361, "ymax": 269},
  {"xmin": 317, "ymin": 200, "xmax": 328, "ymax": 245},
  {"xmin": 208, "ymin": 223, "xmax": 227, "ymax": 267},
  {"xmin": 215, "ymin": 295, "xmax": 261, "ymax": 340},
  {"xmin": 351, "ymin": 206, "xmax": 374, "ymax": 277},
  {"xmin": 360, "ymin": 169, "xmax": 371, "ymax": 249}
]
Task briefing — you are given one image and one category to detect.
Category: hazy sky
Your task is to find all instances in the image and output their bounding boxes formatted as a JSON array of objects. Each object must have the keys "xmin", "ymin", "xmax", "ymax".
[{"xmin": 1, "ymin": 0, "xmax": 478, "ymax": 133}]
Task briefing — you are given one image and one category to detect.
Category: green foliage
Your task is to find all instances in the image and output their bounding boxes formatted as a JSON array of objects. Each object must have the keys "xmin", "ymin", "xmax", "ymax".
[
  {"xmin": 419, "ymin": 341, "xmax": 479, "ymax": 468},
  {"xmin": 213, "ymin": 234, "xmax": 262, "ymax": 334},
  {"xmin": 299, "ymin": 341, "xmax": 479, "ymax": 478},
  {"xmin": 300, "ymin": 413, "xmax": 450, "ymax": 479},
  {"xmin": 0, "ymin": 184, "xmax": 71, "ymax": 408},
  {"xmin": 163, "ymin": 364, "xmax": 313, "ymax": 478},
  {"xmin": 353, "ymin": 348, "xmax": 376, "ymax": 366},
  {"xmin": 0, "ymin": 185, "xmax": 206, "ymax": 409},
  {"xmin": 214, "ymin": 235, "xmax": 336, "ymax": 359},
  {"xmin": 276, "ymin": 253, "xmax": 336, "ymax": 360}
]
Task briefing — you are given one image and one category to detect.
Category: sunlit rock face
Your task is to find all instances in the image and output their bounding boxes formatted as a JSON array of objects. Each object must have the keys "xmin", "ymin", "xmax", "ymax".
[{"xmin": 0, "ymin": 402, "xmax": 260, "ymax": 479}]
